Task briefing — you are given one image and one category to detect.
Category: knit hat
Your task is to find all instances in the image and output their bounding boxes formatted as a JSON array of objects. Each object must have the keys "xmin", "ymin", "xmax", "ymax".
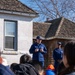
[{"xmin": 47, "ymin": 64, "xmax": 55, "ymax": 70}]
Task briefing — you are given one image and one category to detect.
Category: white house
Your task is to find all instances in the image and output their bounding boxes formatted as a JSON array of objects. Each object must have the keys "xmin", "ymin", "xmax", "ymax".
[{"xmin": 0, "ymin": 0, "xmax": 38, "ymax": 64}]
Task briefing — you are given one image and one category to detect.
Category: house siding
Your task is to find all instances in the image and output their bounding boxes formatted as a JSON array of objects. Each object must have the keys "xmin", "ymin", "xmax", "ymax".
[
  {"xmin": 0, "ymin": 13, "xmax": 33, "ymax": 64},
  {"xmin": 0, "ymin": 18, "xmax": 4, "ymax": 51}
]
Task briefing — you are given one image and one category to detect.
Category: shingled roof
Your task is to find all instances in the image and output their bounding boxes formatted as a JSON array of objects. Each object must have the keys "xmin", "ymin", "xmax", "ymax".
[
  {"xmin": 0, "ymin": 0, "xmax": 38, "ymax": 14},
  {"xmin": 45, "ymin": 18, "xmax": 62, "ymax": 38},
  {"xmin": 33, "ymin": 22, "xmax": 51, "ymax": 39},
  {"xmin": 33, "ymin": 17, "xmax": 75, "ymax": 40}
]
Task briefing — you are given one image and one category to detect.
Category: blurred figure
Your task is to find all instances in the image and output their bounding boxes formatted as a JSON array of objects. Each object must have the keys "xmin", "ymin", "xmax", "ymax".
[
  {"xmin": 57, "ymin": 62, "xmax": 65, "ymax": 75},
  {"xmin": 2, "ymin": 57, "xmax": 9, "ymax": 67},
  {"xmin": 60, "ymin": 41, "xmax": 75, "ymax": 75},
  {"xmin": 0, "ymin": 57, "xmax": 15, "ymax": 75},
  {"xmin": 0, "ymin": 64, "xmax": 15, "ymax": 75},
  {"xmin": 32, "ymin": 61, "xmax": 44, "ymax": 75},
  {"xmin": 29, "ymin": 36, "xmax": 47, "ymax": 67},
  {"xmin": 0, "ymin": 50, "xmax": 14, "ymax": 75},
  {"xmin": 0, "ymin": 56, "xmax": 2, "ymax": 64},
  {"xmin": 20, "ymin": 53, "xmax": 32, "ymax": 64},
  {"xmin": 0, "ymin": 50, "xmax": 3, "ymax": 64},
  {"xmin": 53, "ymin": 42, "xmax": 63, "ymax": 74},
  {"xmin": 13, "ymin": 54, "xmax": 39, "ymax": 75},
  {"xmin": 45, "ymin": 64, "xmax": 55, "ymax": 75},
  {"xmin": 10, "ymin": 63, "xmax": 18, "ymax": 72}
]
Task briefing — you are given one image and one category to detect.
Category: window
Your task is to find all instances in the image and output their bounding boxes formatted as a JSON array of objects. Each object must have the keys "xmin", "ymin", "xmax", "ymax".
[{"xmin": 4, "ymin": 21, "xmax": 17, "ymax": 50}]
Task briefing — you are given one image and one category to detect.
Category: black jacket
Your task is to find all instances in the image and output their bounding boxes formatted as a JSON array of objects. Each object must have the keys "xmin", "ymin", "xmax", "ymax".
[{"xmin": 13, "ymin": 63, "xmax": 39, "ymax": 75}]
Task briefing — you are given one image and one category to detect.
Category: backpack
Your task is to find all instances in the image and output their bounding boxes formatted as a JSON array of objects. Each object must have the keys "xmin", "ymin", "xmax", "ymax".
[{"xmin": 13, "ymin": 63, "xmax": 39, "ymax": 75}]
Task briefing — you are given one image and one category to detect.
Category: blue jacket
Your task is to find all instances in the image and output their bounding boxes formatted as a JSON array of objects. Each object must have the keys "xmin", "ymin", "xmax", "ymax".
[
  {"xmin": 46, "ymin": 70, "xmax": 55, "ymax": 75},
  {"xmin": 29, "ymin": 43, "xmax": 47, "ymax": 61},
  {"xmin": 53, "ymin": 48, "xmax": 63, "ymax": 69},
  {"xmin": 0, "ymin": 64, "xmax": 15, "ymax": 75}
]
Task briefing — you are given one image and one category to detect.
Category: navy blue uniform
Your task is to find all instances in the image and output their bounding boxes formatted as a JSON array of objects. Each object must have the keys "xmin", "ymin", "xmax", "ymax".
[
  {"xmin": 53, "ymin": 48, "xmax": 63, "ymax": 73},
  {"xmin": 29, "ymin": 43, "xmax": 47, "ymax": 67}
]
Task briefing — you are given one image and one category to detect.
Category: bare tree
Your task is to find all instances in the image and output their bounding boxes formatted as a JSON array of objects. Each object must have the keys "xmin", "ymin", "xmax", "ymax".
[{"xmin": 20, "ymin": 0, "xmax": 75, "ymax": 22}]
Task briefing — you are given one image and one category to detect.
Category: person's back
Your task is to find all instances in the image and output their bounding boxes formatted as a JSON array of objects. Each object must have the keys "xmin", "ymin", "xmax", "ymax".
[
  {"xmin": 13, "ymin": 63, "xmax": 39, "ymax": 75},
  {"xmin": 14, "ymin": 53, "xmax": 39, "ymax": 75},
  {"xmin": 32, "ymin": 61, "xmax": 44, "ymax": 75},
  {"xmin": 57, "ymin": 62, "xmax": 65, "ymax": 75},
  {"xmin": 10, "ymin": 63, "xmax": 18, "ymax": 73},
  {"xmin": 0, "ymin": 64, "xmax": 14, "ymax": 75}
]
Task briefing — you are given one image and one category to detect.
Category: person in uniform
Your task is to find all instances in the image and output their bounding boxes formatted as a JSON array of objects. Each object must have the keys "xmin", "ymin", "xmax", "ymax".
[
  {"xmin": 53, "ymin": 42, "xmax": 63, "ymax": 74},
  {"xmin": 29, "ymin": 36, "xmax": 47, "ymax": 67}
]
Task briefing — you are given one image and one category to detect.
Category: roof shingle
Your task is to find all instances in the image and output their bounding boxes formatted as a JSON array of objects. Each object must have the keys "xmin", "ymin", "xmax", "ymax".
[
  {"xmin": 33, "ymin": 17, "xmax": 75, "ymax": 40},
  {"xmin": 45, "ymin": 18, "xmax": 62, "ymax": 38},
  {"xmin": 0, "ymin": 0, "xmax": 38, "ymax": 14},
  {"xmin": 33, "ymin": 22, "xmax": 51, "ymax": 39},
  {"xmin": 57, "ymin": 18, "xmax": 75, "ymax": 38}
]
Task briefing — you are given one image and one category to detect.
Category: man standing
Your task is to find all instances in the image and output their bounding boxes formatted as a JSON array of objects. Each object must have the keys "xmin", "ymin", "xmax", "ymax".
[
  {"xmin": 29, "ymin": 36, "xmax": 47, "ymax": 67},
  {"xmin": 53, "ymin": 42, "xmax": 63, "ymax": 74}
]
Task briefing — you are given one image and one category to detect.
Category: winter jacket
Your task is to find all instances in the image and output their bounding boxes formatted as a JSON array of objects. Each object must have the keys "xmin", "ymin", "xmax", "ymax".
[
  {"xmin": 46, "ymin": 70, "xmax": 55, "ymax": 75},
  {"xmin": 0, "ymin": 64, "xmax": 14, "ymax": 75},
  {"xmin": 13, "ymin": 63, "xmax": 39, "ymax": 75},
  {"xmin": 53, "ymin": 48, "xmax": 63, "ymax": 68},
  {"xmin": 29, "ymin": 43, "xmax": 47, "ymax": 61}
]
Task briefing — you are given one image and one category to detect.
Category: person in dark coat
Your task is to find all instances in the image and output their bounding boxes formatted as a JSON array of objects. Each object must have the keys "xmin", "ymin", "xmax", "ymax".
[
  {"xmin": 60, "ymin": 41, "xmax": 75, "ymax": 75},
  {"xmin": 53, "ymin": 42, "xmax": 63, "ymax": 74},
  {"xmin": 32, "ymin": 61, "xmax": 44, "ymax": 75},
  {"xmin": 13, "ymin": 54, "xmax": 39, "ymax": 75},
  {"xmin": 29, "ymin": 36, "xmax": 47, "ymax": 67},
  {"xmin": 57, "ymin": 62, "xmax": 65, "ymax": 75},
  {"xmin": 0, "ymin": 64, "xmax": 15, "ymax": 75}
]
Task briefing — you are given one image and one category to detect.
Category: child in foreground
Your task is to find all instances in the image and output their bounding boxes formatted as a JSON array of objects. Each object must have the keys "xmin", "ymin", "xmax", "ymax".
[{"xmin": 45, "ymin": 64, "xmax": 55, "ymax": 75}]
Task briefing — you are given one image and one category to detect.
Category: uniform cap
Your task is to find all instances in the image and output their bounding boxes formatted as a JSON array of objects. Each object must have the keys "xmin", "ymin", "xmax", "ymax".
[{"xmin": 36, "ymin": 36, "xmax": 43, "ymax": 40}]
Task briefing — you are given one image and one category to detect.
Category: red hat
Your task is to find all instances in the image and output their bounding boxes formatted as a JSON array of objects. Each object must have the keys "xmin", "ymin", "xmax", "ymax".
[{"xmin": 47, "ymin": 64, "xmax": 55, "ymax": 70}]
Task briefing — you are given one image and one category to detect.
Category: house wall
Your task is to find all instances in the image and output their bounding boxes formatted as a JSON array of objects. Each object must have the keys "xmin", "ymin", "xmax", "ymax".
[{"xmin": 0, "ymin": 13, "xmax": 33, "ymax": 64}]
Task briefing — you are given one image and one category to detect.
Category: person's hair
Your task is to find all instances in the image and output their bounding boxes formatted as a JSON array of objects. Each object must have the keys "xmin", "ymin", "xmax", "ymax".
[
  {"xmin": 20, "ymin": 54, "xmax": 32, "ymax": 64},
  {"xmin": 10, "ymin": 63, "xmax": 18, "ymax": 72},
  {"xmin": 57, "ymin": 62, "xmax": 65, "ymax": 75},
  {"xmin": 32, "ymin": 61, "xmax": 44, "ymax": 74},
  {"xmin": 64, "ymin": 41, "xmax": 75, "ymax": 66},
  {"xmin": 60, "ymin": 41, "xmax": 75, "ymax": 75}
]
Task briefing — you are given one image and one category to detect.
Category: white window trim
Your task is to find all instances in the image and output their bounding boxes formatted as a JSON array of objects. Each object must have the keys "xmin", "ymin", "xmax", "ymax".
[{"xmin": 4, "ymin": 20, "xmax": 17, "ymax": 51}]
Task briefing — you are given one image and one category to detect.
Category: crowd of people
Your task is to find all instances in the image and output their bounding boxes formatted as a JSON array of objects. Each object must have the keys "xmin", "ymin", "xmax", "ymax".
[{"xmin": 0, "ymin": 36, "xmax": 75, "ymax": 75}]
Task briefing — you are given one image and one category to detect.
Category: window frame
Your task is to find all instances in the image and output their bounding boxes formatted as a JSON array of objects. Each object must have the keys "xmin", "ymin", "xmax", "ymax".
[{"xmin": 4, "ymin": 20, "xmax": 18, "ymax": 51}]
